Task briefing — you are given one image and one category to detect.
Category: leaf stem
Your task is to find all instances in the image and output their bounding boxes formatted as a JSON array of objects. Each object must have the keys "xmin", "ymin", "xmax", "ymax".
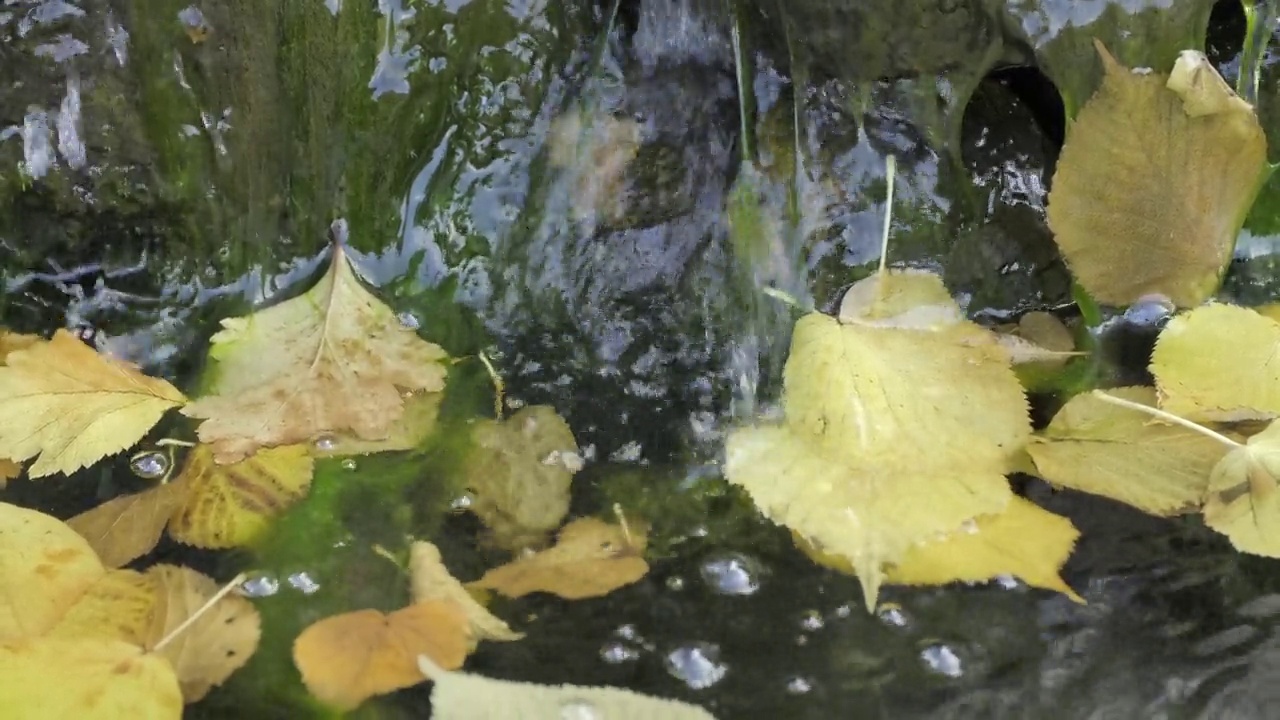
[
  {"xmin": 478, "ymin": 351, "xmax": 505, "ymax": 420},
  {"xmin": 153, "ymin": 572, "xmax": 249, "ymax": 652},
  {"xmin": 1090, "ymin": 390, "xmax": 1240, "ymax": 449},
  {"xmin": 876, "ymin": 154, "xmax": 897, "ymax": 278}
]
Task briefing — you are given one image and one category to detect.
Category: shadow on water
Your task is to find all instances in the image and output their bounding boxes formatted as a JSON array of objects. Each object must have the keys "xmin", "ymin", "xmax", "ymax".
[{"xmin": 7, "ymin": 0, "xmax": 1280, "ymax": 718}]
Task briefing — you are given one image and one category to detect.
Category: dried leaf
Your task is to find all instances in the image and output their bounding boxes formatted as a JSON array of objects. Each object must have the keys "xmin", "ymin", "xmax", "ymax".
[
  {"xmin": 419, "ymin": 655, "xmax": 718, "ymax": 720},
  {"xmin": 0, "ymin": 459, "xmax": 20, "ymax": 488},
  {"xmin": 67, "ymin": 482, "xmax": 189, "ymax": 568},
  {"xmin": 1151, "ymin": 303, "xmax": 1280, "ymax": 421},
  {"xmin": 166, "ymin": 444, "xmax": 313, "ymax": 548},
  {"xmin": 47, "ymin": 569, "xmax": 158, "ymax": 645},
  {"xmin": 409, "ymin": 541, "xmax": 522, "ymax": 643},
  {"xmin": 469, "ymin": 518, "xmax": 649, "ymax": 600},
  {"xmin": 292, "ymin": 602, "xmax": 469, "ymax": 711},
  {"xmin": 1027, "ymin": 387, "xmax": 1230, "ymax": 514},
  {"xmin": 1046, "ymin": 42, "xmax": 1267, "ymax": 306},
  {"xmin": 0, "ymin": 331, "xmax": 188, "ymax": 477},
  {"xmin": 182, "ymin": 244, "xmax": 449, "ymax": 463},
  {"xmin": 464, "ymin": 406, "xmax": 580, "ymax": 551},
  {"xmin": 0, "ymin": 638, "xmax": 182, "ymax": 720},
  {"xmin": 0, "ymin": 502, "xmax": 105, "ymax": 641},
  {"xmin": 142, "ymin": 565, "xmax": 261, "ymax": 702},
  {"xmin": 311, "ymin": 391, "xmax": 441, "ymax": 457}
]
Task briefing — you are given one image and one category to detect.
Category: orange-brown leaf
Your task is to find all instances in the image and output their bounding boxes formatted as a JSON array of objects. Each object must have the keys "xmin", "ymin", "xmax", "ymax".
[{"xmin": 468, "ymin": 518, "xmax": 649, "ymax": 600}]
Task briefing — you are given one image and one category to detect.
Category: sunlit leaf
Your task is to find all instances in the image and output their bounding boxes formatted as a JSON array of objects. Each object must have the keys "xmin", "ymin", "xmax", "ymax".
[
  {"xmin": 408, "ymin": 541, "xmax": 522, "ymax": 643},
  {"xmin": 0, "ymin": 502, "xmax": 105, "ymax": 641},
  {"xmin": 67, "ymin": 482, "xmax": 189, "ymax": 568},
  {"xmin": 182, "ymin": 243, "xmax": 450, "ymax": 464},
  {"xmin": 0, "ymin": 331, "xmax": 187, "ymax": 477},
  {"xmin": 1203, "ymin": 420, "xmax": 1280, "ymax": 556},
  {"xmin": 0, "ymin": 330, "xmax": 40, "ymax": 362},
  {"xmin": 469, "ymin": 518, "xmax": 649, "ymax": 600},
  {"xmin": 47, "ymin": 569, "xmax": 157, "ymax": 646},
  {"xmin": 0, "ymin": 638, "xmax": 182, "ymax": 720},
  {"xmin": 1046, "ymin": 41, "xmax": 1267, "ymax": 307}
]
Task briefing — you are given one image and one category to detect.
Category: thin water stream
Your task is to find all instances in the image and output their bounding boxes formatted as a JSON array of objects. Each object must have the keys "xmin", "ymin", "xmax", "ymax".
[{"xmin": 5, "ymin": 1, "xmax": 1280, "ymax": 718}]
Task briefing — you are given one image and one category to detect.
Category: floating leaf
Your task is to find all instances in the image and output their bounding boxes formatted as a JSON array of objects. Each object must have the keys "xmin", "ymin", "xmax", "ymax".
[
  {"xmin": 0, "ymin": 331, "xmax": 188, "ymax": 477},
  {"xmin": 67, "ymin": 482, "xmax": 189, "ymax": 568},
  {"xmin": 311, "ymin": 391, "xmax": 441, "ymax": 457},
  {"xmin": 0, "ymin": 459, "xmax": 19, "ymax": 488},
  {"xmin": 0, "ymin": 330, "xmax": 40, "ymax": 361},
  {"xmin": 166, "ymin": 444, "xmax": 313, "ymax": 548},
  {"xmin": 47, "ymin": 570, "xmax": 157, "ymax": 645},
  {"xmin": 469, "ymin": 518, "xmax": 649, "ymax": 600},
  {"xmin": 1203, "ymin": 420, "xmax": 1280, "ymax": 556},
  {"xmin": 837, "ymin": 269, "xmax": 963, "ymax": 329},
  {"xmin": 182, "ymin": 243, "xmax": 449, "ymax": 464},
  {"xmin": 1046, "ymin": 41, "xmax": 1267, "ymax": 307},
  {"xmin": 419, "ymin": 655, "xmax": 718, "ymax": 720},
  {"xmin": 292, "ymin": 602, "xmax": 469, "ymax": 711},
  {"xmin": 0, "ymin": 638, "xmax": 182, "ymax": 720},
  {"xmin": 0, "ymin": 502, "xmax": 105, "ymax": 641},
  {"xmin": 1027, "ymin": 387, "xmax": 1231, "ymax": 514},
  {"xmin": 143, "ymin": 565, "xmax": 261, "ymax": 702},
  {"xmin": 726, "ymin": 304, "xmax": 1026, "ymax": 610},
  {"xmin": 409, "ymin": 541, "xmax": 522, "ymax": 643},
  {"xmin": 1151, "ymin": 303, "xmax": 1280, "ymax": 421},
  {"xmin": 464, "ymin": 406, "xmax": 581, "ymax": 551}
]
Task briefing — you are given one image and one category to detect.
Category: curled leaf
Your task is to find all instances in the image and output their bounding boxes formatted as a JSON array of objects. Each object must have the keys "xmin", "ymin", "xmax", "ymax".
[{"xmin": 409, "ymin": 541, "xmax": 522, "ymax": 643}]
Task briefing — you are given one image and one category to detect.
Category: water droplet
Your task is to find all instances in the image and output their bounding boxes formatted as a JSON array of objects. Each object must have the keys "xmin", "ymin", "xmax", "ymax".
[
  {"xmin": 340, "ymin": 459, "xmax": 357, "ymax": 471},
  {"xmin": 920, "ymin": 644, "xmax": 963, "ymax": 678},
  {"xmin": 287, "ymin": 572, "xmax": 320, "ymax": 595},
  {"xmin": 665, "ymin": 575, "xmax": 686, "ymax": 591},
  {"xmin": 559, "ymin": 699, "xmax": 601, "ymax": 720},
  {"xmin": 313, "ymin": 435, "xmax": 337, "ymax": 452},
  {"xmin": 664, "ymin": 642, "xmax": 727, "ymax": 690},
  {"xmin": 699, "ymin": 552, "xmax": 763, "ymax": 596},
  {"xmin": 614, "ymin": 624, "xmax": 640, "ymax": 641},
  {"xmin": 785, "ymin": 676, "xmax": 814, "ymax": 695},
  {"xmin": 397, "ymin": 311, "xmax": 420, "ymax": 330},
  {"xmin": 130, "ymin": 451, "xmax": 169, "ymax": 480},
  {"xmin": 240, "ymin": 575, "xmax": 279, "ymax": 597},
  {"xmin": 799, "ymin": 610, "xmax": 824, "ymax": 632},
  {"xmin": 600, "ymin": 641, "xmax": 640, "ymax": 664},
  {"xmin": 994, "ymin": 574, "xmax": 1020, "ymax": 590},
  {"xmin": 877, "ymin": 603, "xmax": 909, "ymax": 628},
  {"xmin": 450, "ymin": 494, "xmax": 474, "ymax": 512}
]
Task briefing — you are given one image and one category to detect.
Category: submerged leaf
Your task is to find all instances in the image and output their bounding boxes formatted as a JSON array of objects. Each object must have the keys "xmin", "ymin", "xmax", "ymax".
[
  {"xmin": 0, "ymin": 638, "xmax": 182, "ymax": 720},
  {"xmin": 1046, "ymin": 41, "xmax": 1267, "ymax": 307},
  {"xmin": 67, "ymin": 482, "xmax": 189, "ymax": 568},
  {"xmin": 292, "ymin": 602, "xmax": 469, "ymax": 711},
  {"xmin": 1151, "ymin": 303, "xmax": 1280, "ymax": 421},
  {"xmin": 166, "ymin": 444, "xmax": 313, "ymax": 549},
  {"xmin": 1027, "ymin": 387, "xmax": 1230, "ymax": 514},
  {"xmin": 409, "ymin": 541, "xmax": 522, "ymax": 643},
  {"xmin": 0, "ymin": 502, "xmax": 105, "ymax": 641},
  {"xmin": 182, "ymin": 244, "xmax": 449, "ymax": 464},
  {"xmin": 419, "ymin": 655, "xmax": 717, "ymax": 720},
  {"xmin": 1203, "ymin": 421, "xmax": 1280, "ymax": 556},
  {"xmin": 837, "ymin": 269, "xmax": 963, "ymax": 329},
  {"xmin": 469, "ymin": 518, "xmax": 649, "ymax": 600},
  {"xmin": 311, "ymin": 391, "xmax": 441, "ymax": 458},
  {"xmin": 0, "ymin": 331, "xmax": 187, "ymax": 477}
]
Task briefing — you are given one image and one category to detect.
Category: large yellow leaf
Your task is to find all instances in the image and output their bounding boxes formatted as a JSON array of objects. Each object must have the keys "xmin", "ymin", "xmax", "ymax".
[
  {"xmin": 0, "ymin": 331, "xmax": 188, "ymax": 477},
  {"xmin": 182, "ymin": 243, "xmax": 450, "ymax": 464},
  {"xmin": 468, "ymin": 517, "xmax": 649, "ymax": 600},
  {"xmin": 1027, "ymin": 387, "xmax": 1231, "ymax": 514},
  {"xmin": 310, "ymin": 391, "xmax": 441, "ymax": 458},
  {"xmin": 47, "ymin": 570, "xmax": 158, "ymax": 645},
  {"xmin": 0, "ymin": 330, "xmax": 40, "ymax": 361},
  {"xmin": 1203, "ymin": 420, "xmax": 1280, "ymax": 556},
  {"xmin": 0, "ymin": 502, "xmax": 105, "ymax": 641},
  {"xmin": 67, "ymin": 481, "xmax": 189, "ymax": 568},
  {"xmin": 166, "ymin": 444, "xmax": 313, "ymax": 548},
  {"xmin": 0, "ymin": 638, "xmax": 182, "ymax": 720},
  {"xmin": 142, "ymin": 564, "xmax": 261, "ymax": 702},
  {"xmin": 1151, "ymin": 304, "xmax": 1280, "ymax": 421},
  {"xmin": 1046, "ymin": 42, "xmax": 1267, "ymax": 307},
  {"xmin": 726, "ymin": 300, "xmax": 1027, "ymax": 610},
  {"xmin": 408, "ymin": 541, "xmax": 522, "ymax": 643}
]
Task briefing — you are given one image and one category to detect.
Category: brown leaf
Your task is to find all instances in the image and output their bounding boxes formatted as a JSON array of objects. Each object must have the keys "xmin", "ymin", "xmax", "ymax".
[
  {"xmin": 0, "ymin": 458, "xmax": 20, "ymax": 489},
  {"xmin": 67, "ymin": 482, "xmax": 189, "ymax": 568},
  {"xmin": 468, "ymin": 518, "xmax": 649, "ymax": 600},
  {"xmin": 292, "ymin": 602, "xmax": 470, "ymax": 711},
  {"xmin": 409, "ymin": 541, "xmax": 522, "ymax": 643},
  {"xmin": 143, "ymin": 565, "xmax": 261, "ymax": 703}
]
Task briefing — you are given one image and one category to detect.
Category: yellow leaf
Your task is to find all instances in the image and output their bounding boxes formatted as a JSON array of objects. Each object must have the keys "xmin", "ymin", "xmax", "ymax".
[
  {"xmin": 67, "ymin": 481, "xmax": 189, "ymax": 568},
  {"xmin": 292, "ymin": 602, "xmax": 470, "ymax": 711},
  {"xmin": 311, "ymin": 391, "xmax": 441, "ymax": 457},
  {"xmin": 47, "ymin": 569, "xmax": 158, "ymax": 645},
  {"xmin": 0, "ymin": 330, "xmax": 40, "ymax": 362},
  {"xmin": 182, "ymin": 243, "xmax": 450, "ymax": 464},
  {"xmin": 1046, "ymin": 41, "xmax": 1267, "ymax": 307},
  {"xmin": 0, "ymin": 502, "xmax": 105, "ymax": 641},
  {"xmin": 1203, "ymin": 420, "xmax": 1280, "ymax": 556},
  {"xmin": 419, "ymin": 655, "xmax": 718, "ymax": 720},
  {"xmin": 409, "ymin": 541, "xmax": 523, "ymax": 643},
  {"xmin": 837, "ymin": 269, "xmax": 964, "ymax": 329},
  {"xmin": 0, "ymin": 330, "xmax": 188, "ymax": 477},
  {"xmin": 166, "ymin": 444, "xmax": 313, "ymax": 548},
  {"xmin": 469, "ymin": 517, "xmax": 649, "ymax": 600},
  {"xmin": 726, "ymin": 304, "xmax": 1026, "ymax": 609},
  {"xmin": 0, "ymin": 638, "xmax": 182, "ymax": 720},
  {"xmin": 1151, "ymin": 303, "xmax": 1280, "ymax": 421},
  {"xmin": 464, "ymin": 406, "xmax": 580, "ymax": 552},
  {"xmin": 1027, "ymin": 387, "xmax": 1231, "ymax": 514},
  {"xmin": 142, "ymin": 565, "xmax": 261, "ymax": 702}
]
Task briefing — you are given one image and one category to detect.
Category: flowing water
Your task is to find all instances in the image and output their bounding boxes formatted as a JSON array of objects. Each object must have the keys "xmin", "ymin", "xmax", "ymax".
[{"xmin": 6, "ymin": 0, "xmax": 1280, "ymax": 718}]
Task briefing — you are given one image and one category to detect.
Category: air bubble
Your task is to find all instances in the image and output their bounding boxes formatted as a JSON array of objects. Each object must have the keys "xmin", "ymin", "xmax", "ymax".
[
  {"xmin": 920, "ymin": 644, "xmax": 963, "ymax": 678},
  {"xmin": 240, "ymin": 575, "xmax": 280, "ymax": 597},
  {"xmin": 665, "ymin": 642, "xmax": 727, "ymax": 690},
  {"xmin": 799, "ymin": 610, "xmax": 824, "ymax": 632},
  {"xmin": 313, "ymin": 435, "xmax": 337, "ymax": 452},
  {"xmin": 785, "ymin": 676, "xmax": 814, "ymax": 695},
  {"xmin": 450, "ymin": 494, "xmax": 474, "ymax": 511},
  {"xmin": 600, "ymin": 641, "xmax": 640, "ymax": 664},
  {"xmin": 287, "ymin": 572, "xmax": 320, "ymax": 595},
  {"xmin": 340, "ymin": 458, "xmax": 357, "ymax": 471},
  {"xmin": 665, "ymin": 575, "xmax": 686, "ymax": 591},
  {"xmin": 397, "ymin": 311, "xmax": 420, "ymax": 330},
  {"xmin": 130, "ymin": 452, "xmax": 170, "ymax": 480},
  {"xmin": 699, "ymin": 552, "xmax": 763, "ymax": 596},
  {"xmin": 559, "ymin": 699, "xmax": 601, "ymax": 720}
]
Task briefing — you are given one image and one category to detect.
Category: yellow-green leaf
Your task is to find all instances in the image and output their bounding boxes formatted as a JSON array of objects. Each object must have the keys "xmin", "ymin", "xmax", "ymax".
[
  {"xmin": 0, "ymin": 638, "xmax": 182, "ymax": 720},
  {"xmin": 1203, "ymin": 420, "xmax": 1280, "ymax": 556}
]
